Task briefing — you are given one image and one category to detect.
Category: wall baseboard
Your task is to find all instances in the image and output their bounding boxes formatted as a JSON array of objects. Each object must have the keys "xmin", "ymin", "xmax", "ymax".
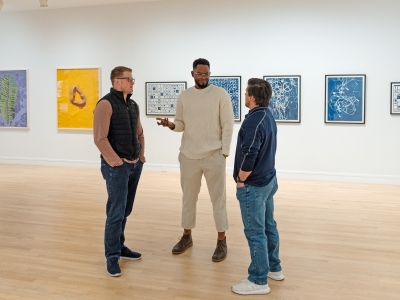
[
  {"xmin": 1, "ymin": 157, "xmax": 399, "ymax": 185},
  {"xmin": 276, "ymin": 170, "xmax": 400, "ymax": 185},
  {"xmin": 0, "ymin": 157, "xmax": 99, "ymax": 168}
]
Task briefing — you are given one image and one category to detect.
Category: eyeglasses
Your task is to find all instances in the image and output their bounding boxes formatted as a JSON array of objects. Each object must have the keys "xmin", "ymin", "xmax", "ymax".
[
  {"xmin": 193, "ymin": 72, "xmax": 211, "ymax": 78},
  {"xmin": 117, "ymin": 77, "xmax": 135, "ymax": 83}
]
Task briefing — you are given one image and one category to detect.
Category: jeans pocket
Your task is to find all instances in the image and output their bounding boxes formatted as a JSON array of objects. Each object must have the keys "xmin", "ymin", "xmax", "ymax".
[
  {"xmin": 101, "ymin": 160, "xmax": 110, "ymax": 180},
  {"xmin": 236, "ymin": 185, "xmax": 247, "ymax": 201},
  {"xmin": 109, "ymin": 163, "xmax": 126, "ymax": 178}
]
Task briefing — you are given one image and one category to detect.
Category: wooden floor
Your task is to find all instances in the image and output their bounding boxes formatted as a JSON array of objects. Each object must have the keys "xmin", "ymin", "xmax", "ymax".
[{"xmin": 0, "ymin": 164, "xmax": 399, "ymax": 300}]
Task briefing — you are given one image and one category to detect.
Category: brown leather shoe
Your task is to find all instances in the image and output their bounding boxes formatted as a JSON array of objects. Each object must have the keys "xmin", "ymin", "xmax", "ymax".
[
  {"xmin": 172, "ymin": 233, "xmax": 193, "ymax": 254},
  {"xmin": 212, "ymin": 237, "xmax": 227, "ymax": 262}
]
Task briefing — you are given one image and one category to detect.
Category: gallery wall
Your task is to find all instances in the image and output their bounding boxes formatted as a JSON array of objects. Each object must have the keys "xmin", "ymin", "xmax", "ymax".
[{"xmin": 0, "ymin": 0, "xmax": 399, "ymax": 184}]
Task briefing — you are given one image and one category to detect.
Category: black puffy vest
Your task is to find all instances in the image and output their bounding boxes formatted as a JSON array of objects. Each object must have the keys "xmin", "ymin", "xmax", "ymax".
[{"xmin": 99, "ymin": 88, "xmax": 141, "ymax": 160}]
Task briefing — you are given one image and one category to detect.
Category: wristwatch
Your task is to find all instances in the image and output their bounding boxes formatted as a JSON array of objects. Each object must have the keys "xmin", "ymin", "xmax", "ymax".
[{"xmin": 237, "ymin": 176, "xmax": 245, "ymax": 183}]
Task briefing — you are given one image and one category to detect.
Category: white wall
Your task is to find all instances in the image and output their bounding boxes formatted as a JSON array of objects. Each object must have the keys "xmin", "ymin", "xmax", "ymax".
[{"xmin": 0, "ymin": 0, "xmax": 399, "ymax": 184}]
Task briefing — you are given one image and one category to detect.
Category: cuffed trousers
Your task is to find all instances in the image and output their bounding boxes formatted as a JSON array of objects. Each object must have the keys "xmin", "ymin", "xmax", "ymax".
[{"xmin": 179, "ymin": 149, "xmax": 229, "ymax": 232}]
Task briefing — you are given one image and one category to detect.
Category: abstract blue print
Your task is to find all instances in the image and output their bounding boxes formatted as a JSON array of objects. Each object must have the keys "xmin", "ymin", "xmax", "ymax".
[
  {"xmin": 0, "ymin": 70, "xmax": 28, "ymax": 128},
  {"xmin": 264, "ymin": 76, "xmax": 300, "ymax": 122},
  {"xmin": 146, "ymin": 82, "xmax": 186, "ymax": 115},
  {"xmin": 325, "ymin": 75, "xmax": 365, "ymax": 123},
  {"xmin": 209, "ymin": 76, "xmax": 241, "ymax": 121}
]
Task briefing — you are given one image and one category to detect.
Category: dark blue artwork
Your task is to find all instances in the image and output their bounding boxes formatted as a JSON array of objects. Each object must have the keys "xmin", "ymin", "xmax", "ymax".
[
  {"xmin": 209, "ymin": 76, "xmax": 241, "ymax": 121},
  {"xmin": 264, "ymin": 76, "xmax": 300, "ymax": 122},
  {"xmin": 0, "ymin": 70, "xmax": 28, "ymax": 128},
  {"xmin": 326, "ymin": 75, "xmax": 365, "ymax": 123},
  {"xmin": 146, "ymin": 82, "xmax": 186, "ymax": 115}
]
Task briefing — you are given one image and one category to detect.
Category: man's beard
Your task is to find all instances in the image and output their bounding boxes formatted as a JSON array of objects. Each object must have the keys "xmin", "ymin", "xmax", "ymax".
[{"xmin": 195, "ymin": 79, "xmax": 209, "ymax": 89}]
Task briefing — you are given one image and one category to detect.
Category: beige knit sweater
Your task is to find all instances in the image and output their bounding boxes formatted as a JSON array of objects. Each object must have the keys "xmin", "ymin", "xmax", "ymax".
[{"xmin": 173, "ymin": 84, "xmax": 234, "ymax": 159}]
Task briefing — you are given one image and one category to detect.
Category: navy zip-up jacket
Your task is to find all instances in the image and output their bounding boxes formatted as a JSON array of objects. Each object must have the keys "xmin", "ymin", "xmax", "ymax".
[{"xmin": 233, "ymin": 106, "xmax": 277, "ymax": 187}]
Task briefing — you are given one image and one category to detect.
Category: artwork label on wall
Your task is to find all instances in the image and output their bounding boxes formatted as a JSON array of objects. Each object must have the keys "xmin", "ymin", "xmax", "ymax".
[
  {"xmin": 57, "ymin": 68, "xmax": 100, "ymax": 129},
  {"xmin": 0, "ymin": 70, "xmax": 28, "ymax": 128},
  {"xmin": 209, "ymin": 76, "xmax": 241, "ymax": 121},
  {"xmin": 264, "ymin": 75, "xmax": 301, "ymax": 123},
  {"xmin": 146, "ymin": 82, "xmax": 187, "ymax": 116},
  {"xmin": 390, "ymin": 82, "xmax": 400, "ymax": 114},
  {"xmin": 325, "ymin": 75, "xmax": 366, "ymax": 124}
]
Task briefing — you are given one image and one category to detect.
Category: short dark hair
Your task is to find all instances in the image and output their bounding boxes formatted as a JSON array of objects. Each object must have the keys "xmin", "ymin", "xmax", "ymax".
[
  {"xmin": 193, "ymin": 58, "xmax": 210, "ymax": 69},
  {"xmin": 247, "ymin": 78, "xmax": 272, "ymax": 107},
  {"xmin": 110, "ymin": 66, "xmax": 132, "ymax": 83}
]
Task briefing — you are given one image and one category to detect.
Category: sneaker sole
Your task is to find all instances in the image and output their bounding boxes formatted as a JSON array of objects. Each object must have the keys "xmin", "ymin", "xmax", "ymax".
[
  {"xmin": 267, "ymin": 274, "xmax": 285, "ymax": 281},
  {"xmin": 120, "ymin": 256, "xmax": 142, "ymax": 261},
  {"xmin": 107, "ymin": 271, "xmax": 122, "ymax": 277},
  {"xmin": 172, "ymin": 242, "xmax": 193, "ymax": 255},
  {"xmin": 232, "ymin": 288, "xmax": 271, "ymax": 295}
]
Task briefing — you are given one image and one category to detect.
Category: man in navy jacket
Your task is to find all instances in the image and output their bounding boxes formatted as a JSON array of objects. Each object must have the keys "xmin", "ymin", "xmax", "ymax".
[{"xmin": 232, "ymin": 78, "xmax": 284, "ymax": 295}]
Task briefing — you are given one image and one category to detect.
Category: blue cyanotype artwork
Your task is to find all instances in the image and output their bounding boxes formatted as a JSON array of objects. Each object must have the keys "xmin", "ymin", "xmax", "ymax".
[
  {"xmin": 391, "ymin": 83, "xmax": 400, "ymax": 114},
  {"xmin": 209, "ymin": 76, "xmax": 241, "ymax": 121},
  {"xmin": 0, "ymin": 70, "xmax": 28, "ymax": 128},
  {"xmin": 325, "ymin": 75, "xmax": 365, "ymax": 123},
  {"xmin": 146, "ymin": 82, "xmax": 186, "ymax": 115},
  {"xmin": 264, "ymin": 76, "xmax": 300, "ymax": 122}
]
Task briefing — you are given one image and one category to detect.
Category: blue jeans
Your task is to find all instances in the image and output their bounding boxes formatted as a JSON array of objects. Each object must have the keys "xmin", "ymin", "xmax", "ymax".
[
  {"xmin": 101, "ymin": 158, "xmax": 143, "ymax": 259},
  {"xmin": 236, "ymin": 176, "xmax": 281, "ymax": 285}
]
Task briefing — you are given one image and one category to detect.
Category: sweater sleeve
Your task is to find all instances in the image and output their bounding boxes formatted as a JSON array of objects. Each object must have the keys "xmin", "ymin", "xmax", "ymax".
[
  {"xmin": 173, "ymin": 94, "xmax": 184, "ymax": 132},
  {"xmin": 239, "ymin": 120, "xmax": 262, "ymax": 172},
  {"xmin": 220, "ymin": 91, "xmax": 234, "ymax": 155},
  {"xmin": 93, "ymin": 100, "xmax": 123, "ymax": 167}
]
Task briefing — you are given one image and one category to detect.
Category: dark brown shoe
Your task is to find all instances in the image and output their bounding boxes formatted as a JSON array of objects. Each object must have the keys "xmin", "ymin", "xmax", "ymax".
[
  {"xmin": 172, "ymin": 233, "xmax": 193, "ymax": 254},
  {"xmin": 212, "ymin": 237, "xmax": 227, "ymax": 262}
]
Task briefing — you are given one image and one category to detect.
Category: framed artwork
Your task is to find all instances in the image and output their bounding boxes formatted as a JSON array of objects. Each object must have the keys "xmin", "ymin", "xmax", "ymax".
[
  {"xmin": 57, "ymin": 68, "xmax": 100, "ymax": 130},
  {"xmin": 0, "ymin": 70, "xmax": 29, "ymax": 128},
  {"xmin": 264, "ymin": 75, "xmax": 301, "ymax": 123},
  {"xmin": 390, "ymin": 82, "xmax": 400, "ymax": 114},
  {"xmin": 209, "ymin": 76, "xmax": 241, "ymax": 121},
  {"xmin": 325, "ymin": 75, "xmax": 366, "ymax": 124},
  {"xmin": 146, "ymin": 82, "xmax": 187, "ymax": 116}
]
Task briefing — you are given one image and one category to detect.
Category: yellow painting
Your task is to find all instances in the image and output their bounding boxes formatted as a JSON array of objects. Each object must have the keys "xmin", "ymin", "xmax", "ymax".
[{"xmin": 57, "ymin": 68, "xmax": 100, "ymax": 129}]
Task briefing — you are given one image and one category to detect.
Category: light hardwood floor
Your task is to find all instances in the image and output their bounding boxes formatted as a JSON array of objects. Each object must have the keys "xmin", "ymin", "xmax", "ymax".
[{"xmin": 0, "ymin": 163, "xmax": 399, "ymax": 300}]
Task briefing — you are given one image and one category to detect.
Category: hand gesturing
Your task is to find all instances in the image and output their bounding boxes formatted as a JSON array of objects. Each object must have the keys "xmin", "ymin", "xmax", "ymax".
[
  {"xmin": 156, "ymin": 118, "xmax": 175, "ymax": 129},
  {"xmin": 156, "ymin": 118, "xmax": 169, "ymax": 127}
]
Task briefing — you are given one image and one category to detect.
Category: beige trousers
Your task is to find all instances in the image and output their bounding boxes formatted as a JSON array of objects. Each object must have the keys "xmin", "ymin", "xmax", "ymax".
[{"xmin": 179, "ymin": 149, "xmax": 229, "ymax": 232}]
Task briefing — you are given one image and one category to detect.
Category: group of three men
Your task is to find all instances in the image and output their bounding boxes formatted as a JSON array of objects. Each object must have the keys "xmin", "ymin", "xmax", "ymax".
[{"xmin": 93, "ymin": 58, "xmax": 283, "ymax": 295}]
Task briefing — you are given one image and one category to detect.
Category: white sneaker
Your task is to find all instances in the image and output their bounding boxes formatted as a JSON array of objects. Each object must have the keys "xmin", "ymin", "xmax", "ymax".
[
  {"xmin": 232, "ymin": 279, "xmax": 271, "ymax": 295},
  {"xmin": 268, "ymin": 271, "xmax": 285, "ymax": 281}
]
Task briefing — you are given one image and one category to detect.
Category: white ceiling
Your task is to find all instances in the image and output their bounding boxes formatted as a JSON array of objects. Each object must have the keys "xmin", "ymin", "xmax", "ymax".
[{"xmin": 0, "ymin": 0, "xmax": 168, "ymax": 12}]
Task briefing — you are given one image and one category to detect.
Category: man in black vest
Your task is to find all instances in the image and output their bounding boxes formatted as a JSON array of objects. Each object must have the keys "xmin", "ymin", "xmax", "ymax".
[{"xmin": 94, "ymin": 66, "xmax": 145, "ymax": 277}]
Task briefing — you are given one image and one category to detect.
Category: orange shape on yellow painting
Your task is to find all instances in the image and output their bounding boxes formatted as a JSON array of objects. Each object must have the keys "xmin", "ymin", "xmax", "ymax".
[{"xmin": 69, "ymin": 85, "xmax": 87, "ymax": 108}]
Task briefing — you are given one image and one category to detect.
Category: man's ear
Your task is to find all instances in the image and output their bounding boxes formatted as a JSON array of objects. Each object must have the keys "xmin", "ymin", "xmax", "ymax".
[{"xmin": 191, "ymin": 71, "xmax": 194, "ymax": 78}]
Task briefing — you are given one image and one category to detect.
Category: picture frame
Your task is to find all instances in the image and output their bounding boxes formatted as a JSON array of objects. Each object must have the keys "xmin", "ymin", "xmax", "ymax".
[
  {"xmin": 325, "ymin": 75, "xmax": 366, "ymax": 124},
  {"xmin": 57, "ymin": 67, "xmax": 101, "ymax": 130},
  {"xmin": 209, "ymin": 76, "xmax": 241, "ymax": 121},
  {"xmin": 263, "ymin": 75, "xmax": 301, "ymax": 123},
  {"xmin": 0, "ymin": 70, "xmax": 29, "ymax": 129},
  {"xmin": 145, "ymin": 81, "xmax": 187, "ymax": 116},
  {"xmin": 390, "ymin": 82, "xmax": 400, "ymax": 114}
]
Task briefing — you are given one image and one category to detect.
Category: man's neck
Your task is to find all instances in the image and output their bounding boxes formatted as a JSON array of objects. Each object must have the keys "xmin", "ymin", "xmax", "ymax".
[
  {"xmin": 195, "ymin": 84, "xmax": 209, "ymax": 90},
  {"xmin": 113, "ymin": 87, "xmax": 127, "ymax": 101}
]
